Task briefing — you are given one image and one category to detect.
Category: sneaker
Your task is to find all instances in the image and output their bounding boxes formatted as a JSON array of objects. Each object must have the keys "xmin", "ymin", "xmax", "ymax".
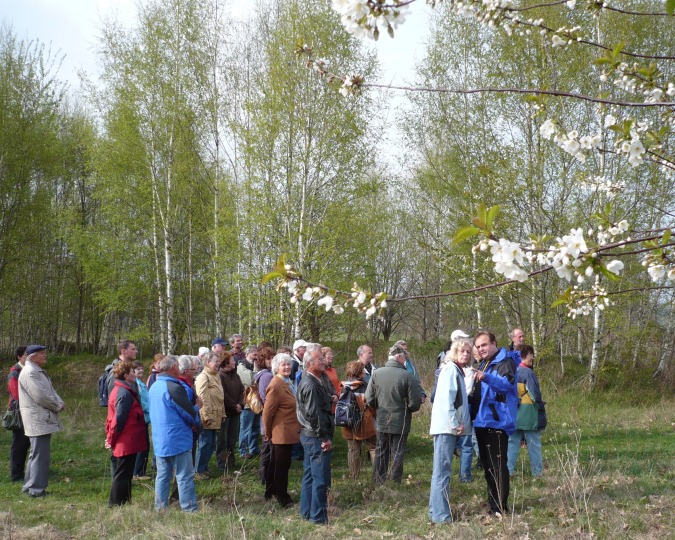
[{"xmin": 194, "ymin": 472, "xmax": 210, "ymax": 481}]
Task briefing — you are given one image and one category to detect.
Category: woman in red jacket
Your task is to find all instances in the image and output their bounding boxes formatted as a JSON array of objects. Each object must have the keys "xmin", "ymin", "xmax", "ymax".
[{"xmin": 106, "ymin": 360, "xmax": 147, "ymax": 506}]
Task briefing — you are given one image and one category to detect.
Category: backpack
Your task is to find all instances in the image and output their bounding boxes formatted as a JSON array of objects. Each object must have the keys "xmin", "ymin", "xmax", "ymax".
[
  {"xmin": 334, "ymin": 384, "xmax": 362, "ymax": 428},
  {"xmin": 98, "ymin": 363, "xmax": 115, "ymax": 407}
]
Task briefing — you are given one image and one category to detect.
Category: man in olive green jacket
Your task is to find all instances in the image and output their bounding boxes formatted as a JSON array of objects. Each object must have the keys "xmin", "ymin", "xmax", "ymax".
[{"xmin": 365, "ymin": 345, "xmax": 422, "ymax": 484}]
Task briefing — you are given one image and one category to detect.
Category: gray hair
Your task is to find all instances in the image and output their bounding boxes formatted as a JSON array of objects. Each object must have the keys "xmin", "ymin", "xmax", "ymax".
[
  {"xmin": 303, "ymin": 343, "xmax": 323, "ymax": 370},
  {"xmin": 159, "ymin": 355, "xmax": 179, "ymax": 372},
  {"xmin": 178, "ymin": 355, "xmax": 193, "ymax": 373},
  {"xmin": 205, "ymin": 352, "xmax": 220, "ymax": 365},
  {"xmin": 356, "ymin": 344, "xmax": 369, "ymax": 358},
  {"xmin": 271, "ymin": 353, "xmax": 293, "ymax": 375},
  {"xmin": 448, "ymin": 338, "xmax": 473, "ymax": 364},
  {"xmin": 245, "ymin": 345, "xmax": 259, "ymax": 356},
  {"xmin": 230, "ymin": 334, "xmax": 243, "ymax": 342}
]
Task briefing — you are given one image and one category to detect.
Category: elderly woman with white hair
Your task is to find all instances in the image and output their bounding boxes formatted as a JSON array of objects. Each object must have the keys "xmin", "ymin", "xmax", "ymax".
[{"xmin": 262, "ymin": 353, "xmax": 301, "ymax": 507}]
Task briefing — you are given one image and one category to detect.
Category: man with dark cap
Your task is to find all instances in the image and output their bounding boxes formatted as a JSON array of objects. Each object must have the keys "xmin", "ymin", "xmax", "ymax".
[
  {"xmin": 211, "ymin": 337, "xmax": 229, "ymax": 361},
  {"xmin": 18, "ymin": 345, "xmax": 65, "ymax": 497}
]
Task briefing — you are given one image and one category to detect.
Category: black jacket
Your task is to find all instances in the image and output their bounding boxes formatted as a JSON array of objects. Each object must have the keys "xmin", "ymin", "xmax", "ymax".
[{"xmin": 296, "ymin": 371, "xmax": 334, "ymax": 440}]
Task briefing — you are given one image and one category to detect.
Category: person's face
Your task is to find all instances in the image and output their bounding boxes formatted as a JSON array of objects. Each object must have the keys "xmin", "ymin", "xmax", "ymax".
[
  {"xmin": 475, "ymin": 335, "xmax": 498, "ymax": 360},
  {"xmin": 522, "ymin": 352, "xmax": 534, "ymax": 367},
  {"xmin": 233, "ymin": 337, "xmax": 243, "ymax": 350},
  {"xmin": 457, "ymin": 347, "xmax": 472, "ymax": 366},
  {"xmin": 324, "ymin": 350, "xmax": 334, "ymax": 366},
  {"xmin": 309, "ymin": 350, "xmax": 326, "ymax": 374},
  {"xmin": 473, "ymin": 346, "xmax": 480, "ymax": 362},
  {"xmin": 512, "ymin": 330, "xmax": 525, "ymax": 346},
  {"xmin": 212, "ymin": 343, "xmax": 224, "ymax": 355},
  {"xmin": 278, "ymin": 361, "xmax": 292, "ymax": 378},
  {"xmin": 125, "ymin": 368, "xmax": 137, "ymax": 384},
  {"xmin": 223, "ymin": 358, "xmax": 236, "ymax": 372},
  {"xmin": 122, "ymin": 343, "xmax": 138, "ymax": 361},
  {"xmin": 134, "ymin": 366, "xmax": 144, "ymax": 379},
  {"xmin": 296, "ymin": 346, "xmax": 306, "ymax": 360},
  {"xmin": 265, "ymin": 356, "xmax": 273, "ymax": 369},
  {"xmin": 31, "ymin": 350, "xmax": 47, "ymax": 367},
  {"xmin": 247, "ymin": 351, "xmax": 259, "ymax": 363},
  {"xmin": 207, "ymin": 356, "xmax": 220, "ymax": 371},
  {"xmin": 399, "ymin": 342, "xmax": 408, "ymax": 353},
  {"xmin": 359, "ymin": 346, "xmax": 373, "ymax": 365}
]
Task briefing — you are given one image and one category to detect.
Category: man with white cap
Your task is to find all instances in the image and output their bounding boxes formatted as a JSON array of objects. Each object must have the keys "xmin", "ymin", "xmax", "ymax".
[
  {"xmin": 18, "ymin": 345, "xmax": 65, "ymax": 497},
  {"xmin": 290, "ymin": 339, "xmax": 308, "ymax": 381}
]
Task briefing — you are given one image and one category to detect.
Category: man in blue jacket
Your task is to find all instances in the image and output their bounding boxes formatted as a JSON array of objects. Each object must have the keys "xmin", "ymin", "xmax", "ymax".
[
  {"xmin": 472, "ymin": 331, "xmax": 518, "ymax": 516},
  {"xmin": 149, "ymin": 355, "xmax": 201, "ymax": 512}
]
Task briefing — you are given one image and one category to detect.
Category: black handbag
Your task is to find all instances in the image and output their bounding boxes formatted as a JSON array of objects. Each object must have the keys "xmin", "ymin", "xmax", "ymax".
[
  {"xmin": 537, "ymin": 401, "xmax": 547, "ymax": 430},
  {"xmin": 2, "ymin": 408, "xmax": 23, "ymax": 431}
]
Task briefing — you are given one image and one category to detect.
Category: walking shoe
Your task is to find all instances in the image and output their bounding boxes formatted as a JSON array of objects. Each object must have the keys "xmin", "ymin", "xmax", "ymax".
[
  {"xmin": 194, "ymin": 472, "xmax": 210, "ymax": 481},
  {"xmin": 134, "ymin": 475, "xmax": 151, "ymax": 481}
]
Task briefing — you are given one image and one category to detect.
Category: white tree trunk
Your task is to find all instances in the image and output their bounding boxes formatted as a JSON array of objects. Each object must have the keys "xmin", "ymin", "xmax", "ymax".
[
  {"xmin": 588, "ymin": 276, "xmax": 603, "ymax": 389},
  {"xmin": 472, "ymin": 251, "xmax": 482, "ymax": 327}
]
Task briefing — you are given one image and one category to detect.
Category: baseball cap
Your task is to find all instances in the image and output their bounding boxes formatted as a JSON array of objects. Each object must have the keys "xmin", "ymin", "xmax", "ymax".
[
  {"xmin": 292, "ymin": 339, "xmax": 308, "ymax": 351},
  {"xmin": 451, "ymin": 329, "xmax": 470, "ymax": 341},
  {"xmin": 211, "ymin": 337, "xmax": 229, "ymax": 347}
]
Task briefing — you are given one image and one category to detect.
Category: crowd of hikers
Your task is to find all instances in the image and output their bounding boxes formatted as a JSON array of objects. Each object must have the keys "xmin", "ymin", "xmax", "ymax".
[{"xmin": 5, "ymin": 328, "xmax": 546, "ymax": 524}]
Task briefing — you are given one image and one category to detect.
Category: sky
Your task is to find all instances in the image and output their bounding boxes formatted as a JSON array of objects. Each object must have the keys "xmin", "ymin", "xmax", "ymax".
[{"xmin": 2, "ymin": 0, "xmax": 433, "ymax": 92}]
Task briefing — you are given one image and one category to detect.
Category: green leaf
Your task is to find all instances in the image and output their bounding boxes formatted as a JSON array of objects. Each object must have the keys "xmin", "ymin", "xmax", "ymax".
[
  {"xmin": 486, "ymin": 205, "xmax": 500, "ymax": 229},
  {"xmin": 550, "ymin": 298, "xmax": 569, "ymax": 308},
  {"xmin": 453, "ymin": 226, "xmax": 481, "ymax": 244},
  {"xmin": 598, "ymin": 265, "xmax": 620, "ymax": 281},
  {"xmin": 261, "ymin": 271, "xmax": 282, "ymax": 284},
  {"xmin": 662, "ymin": 229, "xmax": 672, "ymax": 246},
  {"xmin": 667, "ymin": 0, "xmax": 675, "ymax": 15},
  {"xmin": 611, "ymin": 42, "xmax": 624, "ymax": 58}
]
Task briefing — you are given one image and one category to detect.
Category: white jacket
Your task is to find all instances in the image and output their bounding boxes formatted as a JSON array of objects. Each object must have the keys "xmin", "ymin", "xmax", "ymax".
[
  {"xmin": 429, "ymin": 362, "xmax": 470, "ymax": 436},
  {"xmin": 18, "ymin": 360, "xmax": 64, "ymax": 437}
]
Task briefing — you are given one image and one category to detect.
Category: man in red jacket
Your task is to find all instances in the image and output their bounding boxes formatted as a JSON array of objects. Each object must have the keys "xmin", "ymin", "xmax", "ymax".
[{"xmin": 7, "ymin": 346, "xmax": 28, "ymax": 482}]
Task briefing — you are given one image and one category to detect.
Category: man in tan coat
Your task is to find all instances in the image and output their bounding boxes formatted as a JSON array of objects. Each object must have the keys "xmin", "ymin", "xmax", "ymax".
[{"xmin": 18, "ymin": 345, "xmax": 65, "ymax": 497}]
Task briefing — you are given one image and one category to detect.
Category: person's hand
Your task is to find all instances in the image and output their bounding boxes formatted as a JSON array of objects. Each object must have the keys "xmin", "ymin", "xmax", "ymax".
[
  {"xmin": 195, "ymin": 396, "xmax": 204, "ymax": 408},
  {"xmin": 421, "ymin": 395, "xmax": 427, "ymax": 404},
  {"xmin": 474, "ymin": 371, "xmax": 485, "ymax": 382},
  {"xmin": 332, "ymin": 395, "xmax": 338, "ymax": 404},
  {"xmin": 236, "ymin": 404, "xmax": 242, "ymax": 413},
  {"xmin": 104, "ymin": 440, "xmax": 111, "ymax": 450},
  {"xmin": 263, "ymin": 434, "xmax": 269, "ymax": 442},
  {"xmin": 321, "ymin": 439, "xmax": 332, "ymax": 452},
  {"xmin": 60, "ymin": 403, "xmax": 66, "ymax": 411},
  {"xmin": 456, "ymin": 424, "xmax": 465, "ymax": 435}
]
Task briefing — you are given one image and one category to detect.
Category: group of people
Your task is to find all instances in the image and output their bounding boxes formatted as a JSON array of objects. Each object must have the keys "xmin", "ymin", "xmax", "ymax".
[
  {"xmin": 429, "ymin": 328, "xmax": 546, "ymax": 523},
  {"xmin": 5, "ymin": 327, "xmax": 545, "ymax": 526}
]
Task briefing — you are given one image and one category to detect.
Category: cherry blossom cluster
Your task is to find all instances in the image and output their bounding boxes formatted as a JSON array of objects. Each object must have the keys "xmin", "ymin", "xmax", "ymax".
[
  {"xmin": 475, "ymin": 227, "xmax": 626, "ymax": 289},
  {"xmin": 580, "ymin": 176, "xmax": 626, "ymax": 199},
  {"xmin": 276, "ymin": 265, "xmax": 388, "ymax": 319},
  {"xmin": 539, "ymin": 120, "xmax": 601, "ymax": 163},
  {"xmin": 566, "ymin": 284, "xmax": 612, "ymax": 320},
  {"xmin": 331, "ymin": 0, "xmax": 410, "ymax": 40},
  {"xmin": 642, "ymin": 251, "xmax": 675, "ymax": 283}
]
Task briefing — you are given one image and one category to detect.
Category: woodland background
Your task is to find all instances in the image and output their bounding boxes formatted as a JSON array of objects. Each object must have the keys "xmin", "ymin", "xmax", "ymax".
[{"xmin": 1, "ymin": 0, "xmax": 674, "ymax": 384}]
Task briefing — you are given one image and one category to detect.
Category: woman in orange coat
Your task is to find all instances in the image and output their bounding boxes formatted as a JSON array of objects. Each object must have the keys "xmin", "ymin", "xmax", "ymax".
[
  {"xmin": 262, "ymin": 353, "xmax": 301, "ymax": 507},
  {"xmin": 341, "ymin": 361, "xmax": 377, "ymax": 480}
]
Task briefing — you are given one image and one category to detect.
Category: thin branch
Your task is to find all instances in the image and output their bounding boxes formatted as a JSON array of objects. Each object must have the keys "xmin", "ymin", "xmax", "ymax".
[
  {"xmin": 607, "ymin": 285, "xmax": 675, "ymax": 296},
  {"xmin": 360, "ymin": 82, "xmax": 674, "ymax": 107},
  {"xmin": 601, "ymin": 242, "xmax": 675, "ymax": 258},
  {"xmin": 602, "ymin": 5, "xmax": 672, "ymax": 16}
]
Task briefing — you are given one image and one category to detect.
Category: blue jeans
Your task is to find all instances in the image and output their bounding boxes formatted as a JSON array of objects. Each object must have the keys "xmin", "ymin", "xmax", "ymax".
[
  {"xmin": 507, "ymin": 429, "xmax": 543, "ymax": 477},
  {"xmin": 429, "ymin": 433, "xmax": 457, "ymax": 523},
  {"xmin": 155, "ymin": 450, "xmax": 198, "ymax": 512},
  {"xmin": 455, "ymin": 434, "xmax": 473, "ymax": 481},
  {"xmin": 239, "ymin": 409, "xmax": 261, "ymax": 456},
  {"xmin": 299, "ymin": 435, "xmax": 332, "ymax": 524},
  {"xmin": 195, "ymin": 429, "xmax": 218, "ymax": 473}
]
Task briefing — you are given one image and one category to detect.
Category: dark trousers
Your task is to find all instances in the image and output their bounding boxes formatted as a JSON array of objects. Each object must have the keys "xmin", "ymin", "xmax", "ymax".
[
  {"xmin": 109, "ymin": 454, "xmax": 136, "ymax": 506},
  {"xmin": 265, "ymin": 443, "xmax": 293, "ymax": 505},
  {"xmin": 475, "ymin": 427, "xmax": 510, "ymax": 513},
  {"xmin": 23, "ymin": 434, "xmax": 51, "ymax": 496},
  {"xmin": 133, "ymin": 423, "xmax": 150, "ymax": 477},
  {"xmin": 259, "ymin": 437, "xmax": 272, "ymax": 484},
  {"xmin": 373, "ymin": 432, "xmax": 408, "ymax": 484},
  {"xmin": 10, "ymin": 428, "xmax": 31, "ymax": 482},
  {"xmin": 216, "ymin": 415, "xmax": 239, "ymax": 471}
]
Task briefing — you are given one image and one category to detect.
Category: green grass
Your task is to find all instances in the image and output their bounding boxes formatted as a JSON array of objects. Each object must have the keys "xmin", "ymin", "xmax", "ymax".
[{"xmin": 0, "ymin": 354, "xmax": 673, "ymax": 539}]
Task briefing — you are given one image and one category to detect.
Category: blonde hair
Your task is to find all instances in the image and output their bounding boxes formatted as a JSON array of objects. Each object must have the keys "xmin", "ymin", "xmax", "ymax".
[{"xmin": 448, "ymin": 338, "xmax": 473, "ymax": 363}]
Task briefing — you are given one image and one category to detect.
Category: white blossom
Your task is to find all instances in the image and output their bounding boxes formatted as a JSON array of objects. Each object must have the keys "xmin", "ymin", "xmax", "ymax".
[
  {"xmin": 317, "ymin": 295, "xmax": 334, "ymax": 312},
  {"xmin": 648, "ymin": 264, "xmax": 666, "ymax": 281},
  {"xmin": 605, "ymin": 260, "xmax": 624, "ymax": 275}
]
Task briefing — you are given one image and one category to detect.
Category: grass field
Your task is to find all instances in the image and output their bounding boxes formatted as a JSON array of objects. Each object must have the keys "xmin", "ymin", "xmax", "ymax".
[{"xmin": 0, "ymin": 353, "xmax": 673, "ymax": 539}]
